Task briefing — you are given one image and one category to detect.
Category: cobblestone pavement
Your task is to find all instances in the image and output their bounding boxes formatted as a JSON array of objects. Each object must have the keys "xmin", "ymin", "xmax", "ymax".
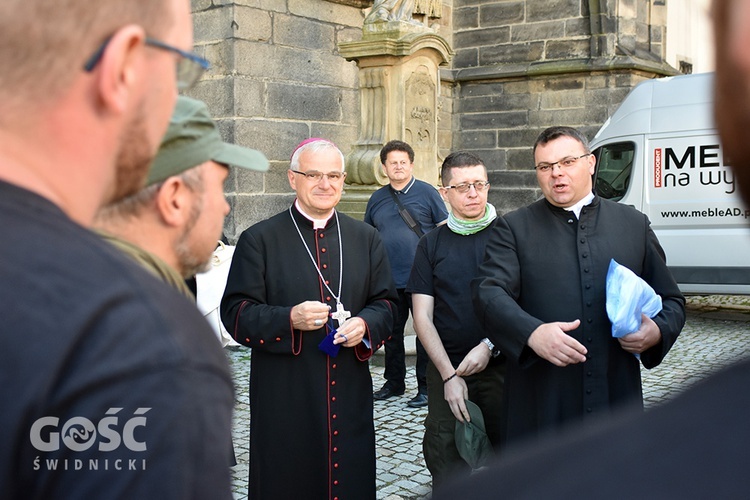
[{"xmin": 227, "ymin": 297, "xmax": 750, "ymax": 499}]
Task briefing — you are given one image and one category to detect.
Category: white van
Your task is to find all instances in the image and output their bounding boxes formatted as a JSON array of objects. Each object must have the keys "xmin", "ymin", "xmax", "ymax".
[{"xmin": 590, "ymin": 72, "xmax": 750, "ymax": 295}]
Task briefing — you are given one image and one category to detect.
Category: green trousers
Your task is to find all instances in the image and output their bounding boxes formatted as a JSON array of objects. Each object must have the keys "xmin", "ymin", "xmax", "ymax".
[{"xmin": 423, "ymin": 359, "xmax": 505, "ymax": 488}]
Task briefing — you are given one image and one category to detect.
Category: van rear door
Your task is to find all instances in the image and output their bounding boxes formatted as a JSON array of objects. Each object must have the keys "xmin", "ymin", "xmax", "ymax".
[{"xmin": 641, "ymin": 133, "xmax": 750, "ymax": 294}]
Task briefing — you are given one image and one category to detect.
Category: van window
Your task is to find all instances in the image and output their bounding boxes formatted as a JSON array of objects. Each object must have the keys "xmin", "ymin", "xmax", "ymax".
[{"xmin": 593, "ymin": 142, "xmax": 635, "ymax": 201}]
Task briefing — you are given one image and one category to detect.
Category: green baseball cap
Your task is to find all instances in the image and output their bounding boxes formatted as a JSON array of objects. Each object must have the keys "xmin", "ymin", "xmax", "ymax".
[
  {"xmin": 147, "ymin": 96, "xmax": 269, "ymax": 185},
  {"xmin": 455, "ymin": 399, "xmax": 494, "ymax": 470}
]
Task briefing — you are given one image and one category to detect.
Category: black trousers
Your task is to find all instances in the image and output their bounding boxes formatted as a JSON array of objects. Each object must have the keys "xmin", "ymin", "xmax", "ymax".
[{"xmin": 382, "ymin": 289, "xmax": 427, "ymax": 393}]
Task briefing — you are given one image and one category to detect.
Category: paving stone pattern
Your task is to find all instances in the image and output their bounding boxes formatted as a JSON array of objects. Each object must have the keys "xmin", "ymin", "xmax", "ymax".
[{"xmin": 227, "ymin": 297, "xmax": 750, "ymax": 499}]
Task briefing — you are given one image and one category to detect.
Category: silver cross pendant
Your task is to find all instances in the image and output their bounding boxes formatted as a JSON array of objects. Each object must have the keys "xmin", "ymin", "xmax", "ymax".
[{"xmin": 331, "ymin": 301, "xmax": 351, "ymax": 326}]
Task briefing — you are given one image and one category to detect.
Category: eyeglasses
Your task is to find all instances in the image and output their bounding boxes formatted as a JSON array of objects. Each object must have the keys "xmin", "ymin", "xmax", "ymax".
[
  {"xmin": 83, "ymin": 36, "xmax": 210, "ymax": 91},
  {"xmin": 535, "ymin": 153, "xmax": 592, "ymax": 173},
  {"xmin": 443, "ymin": 181, "xmax": 490, "ymax": 194},
  {"xmin": 291, "ymin": 170, "xmax": 346, "ymax": 182}
]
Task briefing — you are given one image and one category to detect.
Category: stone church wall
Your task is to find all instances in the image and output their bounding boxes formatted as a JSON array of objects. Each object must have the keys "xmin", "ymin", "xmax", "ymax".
[
  {"xmin": 189, "ymin": 0, "xmax": 371, "ymax": 240},
  {"xmin": 187, "ymin": 0, "xmax": 677, "ymax": 239},
  {"xmin": 449, "ymin": 0, "xmax": 676, "ymax": 213}
]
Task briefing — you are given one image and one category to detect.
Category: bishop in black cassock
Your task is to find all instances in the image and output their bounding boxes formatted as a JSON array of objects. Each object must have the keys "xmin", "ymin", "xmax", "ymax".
[{"xmin": 221, "ymin": 139, "xmax": 397, "ymax": 499}]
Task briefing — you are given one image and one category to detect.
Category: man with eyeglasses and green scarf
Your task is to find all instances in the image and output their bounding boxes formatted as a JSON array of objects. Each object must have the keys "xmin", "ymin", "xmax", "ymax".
[{"xmin": 407, "ymin": 151, "xmax": 506, "ymax": 489}]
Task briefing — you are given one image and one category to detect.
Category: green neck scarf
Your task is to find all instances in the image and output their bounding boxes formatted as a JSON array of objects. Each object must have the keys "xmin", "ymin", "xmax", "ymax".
[{"xmin": 447, "ymin": 203, "xmax": 497, "ymax": 235}]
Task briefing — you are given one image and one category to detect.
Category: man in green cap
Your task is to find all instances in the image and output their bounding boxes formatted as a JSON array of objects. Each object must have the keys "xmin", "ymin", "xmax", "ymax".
[{"xmin": 95, "ymin": 95, "xmax": 268, "ymax": 295}]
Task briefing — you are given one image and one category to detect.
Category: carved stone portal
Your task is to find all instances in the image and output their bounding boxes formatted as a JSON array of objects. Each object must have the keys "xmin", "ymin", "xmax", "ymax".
[
  {"xmin": 404, "ymin": 66, "xmax": 436, "ymax": 177},
  {"xmin": 339, "ymin": 26, "xmax": 452, "ymax": 187}
]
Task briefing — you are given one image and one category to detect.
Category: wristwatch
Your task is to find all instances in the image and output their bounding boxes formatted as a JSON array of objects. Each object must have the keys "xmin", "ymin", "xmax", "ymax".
[{"xmin": 482, "ymin": 337, "xmax": 501, "ymax": 358}]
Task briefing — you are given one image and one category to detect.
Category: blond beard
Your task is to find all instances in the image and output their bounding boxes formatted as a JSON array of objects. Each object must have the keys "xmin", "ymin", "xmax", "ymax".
[
  {"xmin": 108, "ymin": 102, "xmax": 153, "ymax": 204},
  {"xmin": 174, "ymin": 188, "xmax": 213, "ymax": 278}
]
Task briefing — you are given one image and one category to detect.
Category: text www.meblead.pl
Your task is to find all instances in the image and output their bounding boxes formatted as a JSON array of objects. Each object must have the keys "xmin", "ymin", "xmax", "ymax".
[{"xmin": 660, "ymin": 207, "xmax": 750, "ymax": 219}]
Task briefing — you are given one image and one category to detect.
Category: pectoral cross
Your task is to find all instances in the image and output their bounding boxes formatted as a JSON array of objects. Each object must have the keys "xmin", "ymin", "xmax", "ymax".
[{"xmin": 331, "ymin": 301, "xmax": 351, "ymax": 326}]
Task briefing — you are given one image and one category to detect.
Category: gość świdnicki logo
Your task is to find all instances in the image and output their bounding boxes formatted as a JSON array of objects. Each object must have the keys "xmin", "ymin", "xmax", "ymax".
[{"xmin": 30, "ymin": 408, "xmax": 150, "ymax": 472}]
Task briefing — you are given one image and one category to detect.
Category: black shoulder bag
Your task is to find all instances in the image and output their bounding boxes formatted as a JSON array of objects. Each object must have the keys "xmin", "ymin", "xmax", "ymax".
[{"xmin": 388, "ymin": 187, "xmax": 424, "ymax": 238}]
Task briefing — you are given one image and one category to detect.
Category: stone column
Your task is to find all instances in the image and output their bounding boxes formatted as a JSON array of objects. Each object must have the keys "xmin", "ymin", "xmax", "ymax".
[{"xmin": 338, "ymin": 22, "xmax": 453, "ymax": 188}]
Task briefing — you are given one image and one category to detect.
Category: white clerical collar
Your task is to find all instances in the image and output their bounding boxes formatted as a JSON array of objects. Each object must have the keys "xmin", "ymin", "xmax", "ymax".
[
  {"xmin": 294, "ymin": 199, "xmax": 334, "ymax": 229},
  {"xmin": 564, "ymin": 192, "xmax": 595, "ymax": 219},
  {"xmin": 392, "ymin": 176, "xmax": 416, "ymax": 194}
]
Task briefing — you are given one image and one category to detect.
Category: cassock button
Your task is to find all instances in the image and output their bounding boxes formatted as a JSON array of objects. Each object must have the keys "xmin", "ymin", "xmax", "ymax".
[
  {"xmin": 334, "ymin": 463, "xmax": 339, "ymax": 468},
  {"xmin": 580, "ymin": 224, "xmax": 586, "ymax": 230},
  {"xmin": 259, "ymin": 339, "xmax": 265, "ymax": 345},
  {"xmin": 331, "ymin": 380, "xmax": 336, "ymax": 386},
  {"xmin": 321, "ymin": 248, "xmax": 327, "ymax": 253},
  {"xmin": 334, "ymin": 481, "xmax": 339, "ymax": 486},
  {"xmin": 333, "ymin": 447, "xmax": 338, "ymax": 452},
  {"xmin": 567, "ymin": 219, "xmax": 573, "ymax": 224},
  {"xmin": 331, "ymin": 396, "xmax": 336, "ymax": 402},
  {"xmin": 585, "ymin": 284, "xmax": 591, "ymax": 289},
  {"xmin": 326, "ymin": 296, "xmax": 332, "ymax": 301},
  {"xmin": 332, "ymin": 414, "xmax": 337, "ymax": 419},
  {"xmin": 319, "ymin": 233, "xmax": 325, "ymax": 238},
  {"xmin": 325, "ymin": 280, "xmax": 330, "ymax": 285},
  {"xmin": 582, "ymin": 253, "xmax": 588, "ymax": 258},
  {"xmin": 275, "ymin": 337, "xmax": 281, "ymax": 342},
  {"xmin": 587, "ymin": 389, "xmax": 592, "ymax": 394},
  {"xmin": 334, "ymin": 430, "xmax": 339, "ymax": 436},
  {"xmin": 580, "ymin": 238, "xmax": 586, "ymax": 243},
  {"xmin": 587, "ymin": 318, "xmax": 593, "ymax": 323},
  {"xmin": 323, "ymin": 264, "xmax": 328, "ymax": 269},
  {"xmin": 245, "ymin": 338, "xmax": 250, "ymax": 343},
  {"xmin": 332, "ymin": 364, "xmax": 337, "ymax": 369},
  {"xmin": 586, "ymin": 407, "xmax": 593, "ymax": 413}
]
